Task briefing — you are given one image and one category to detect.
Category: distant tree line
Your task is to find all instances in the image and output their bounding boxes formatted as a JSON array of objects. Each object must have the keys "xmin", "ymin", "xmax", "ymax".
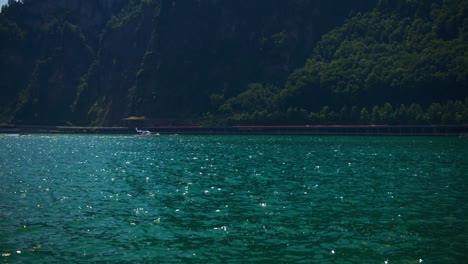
[{"xmin": 209, "ymin": 91, "xmax": 468, "ymax": 126}]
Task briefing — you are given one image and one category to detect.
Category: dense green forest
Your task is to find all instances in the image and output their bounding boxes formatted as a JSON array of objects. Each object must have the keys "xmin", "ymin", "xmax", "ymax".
[{"xmin": 0, "ymin": 0, "xmax": 467, "ymax": 126}]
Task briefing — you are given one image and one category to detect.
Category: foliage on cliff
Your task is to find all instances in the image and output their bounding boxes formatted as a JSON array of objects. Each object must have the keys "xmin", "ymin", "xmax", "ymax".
[
  {"xmin": 0, "ymin": 0, "xmax": 466, "ymax": 126},
  {"xmin": 219, "ymin": 0, "xmax": 468, "ymax": 125}
]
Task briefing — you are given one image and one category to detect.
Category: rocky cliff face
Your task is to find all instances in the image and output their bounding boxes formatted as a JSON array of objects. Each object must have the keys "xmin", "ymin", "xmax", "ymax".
[
  {"xmin": 22, "ymin": 0, "xmax": 127, "ymax": 42},
  {"xmin": 75, "ymin": 0, "xmax": 374, "ymax": 125},
  {"xmin": 0, "ymin": 0, "xmax": 129, "ymax": 124}
]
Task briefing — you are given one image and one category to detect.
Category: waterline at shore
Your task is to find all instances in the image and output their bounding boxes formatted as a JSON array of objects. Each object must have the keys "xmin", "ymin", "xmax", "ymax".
[{"xmin": 0, "ymin": 125, "xmax": 467, "ymax": 136}]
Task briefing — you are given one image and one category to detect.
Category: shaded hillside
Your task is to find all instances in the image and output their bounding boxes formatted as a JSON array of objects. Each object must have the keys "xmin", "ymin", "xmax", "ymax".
[
  {"xmin": 219, "ymin": 0, "xmax": 468, "ymax": 125},
  {"xmin": 0, "ymin": 0, "xmax": 466, "ymax": 126},
  {"xmin": 0, "ymin": 0, "xmax": 128, "ymax": 124},
  {"xmin": 0, "ymin": 0, "xmax": 373, "ymax": 125}
]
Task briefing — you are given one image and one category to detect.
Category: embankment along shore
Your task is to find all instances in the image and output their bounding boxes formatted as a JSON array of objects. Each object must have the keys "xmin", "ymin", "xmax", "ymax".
[{"xmin": 1, "ymin": 125, "xmax": 467, "ymax": 136}]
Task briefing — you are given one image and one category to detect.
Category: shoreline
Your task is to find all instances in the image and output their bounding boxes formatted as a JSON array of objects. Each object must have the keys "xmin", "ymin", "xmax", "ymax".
[{"xmin": 1, "ymin": 124, "xmax": 467, "ymax": 136}]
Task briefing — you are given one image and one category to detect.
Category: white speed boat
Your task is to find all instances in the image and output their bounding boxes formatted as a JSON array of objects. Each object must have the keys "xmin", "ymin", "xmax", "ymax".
[{"xmin": 135, "ymin": 128, "xmax": 160, "ymax": 136}]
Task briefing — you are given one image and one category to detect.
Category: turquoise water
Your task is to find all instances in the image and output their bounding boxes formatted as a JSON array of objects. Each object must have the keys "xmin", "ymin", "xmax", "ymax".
[{"xmin": 0, "ymin": 135, "xmax": 467, "ymax": 263}]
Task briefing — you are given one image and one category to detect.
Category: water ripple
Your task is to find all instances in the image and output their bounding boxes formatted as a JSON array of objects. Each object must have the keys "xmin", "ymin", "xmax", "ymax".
[{"xmin": 0, "ymin": 135, "xmax": 467, "ymax": 263}]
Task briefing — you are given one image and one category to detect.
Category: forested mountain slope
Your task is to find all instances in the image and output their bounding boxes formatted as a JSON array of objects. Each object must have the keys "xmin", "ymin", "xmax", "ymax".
[
  {"xmin": 0, "ymin": 0, "xmax": 466, "ymax": 126},
  {"xmin": 219, "ymin": 0, "xmax": 468, "ymax": 125}
]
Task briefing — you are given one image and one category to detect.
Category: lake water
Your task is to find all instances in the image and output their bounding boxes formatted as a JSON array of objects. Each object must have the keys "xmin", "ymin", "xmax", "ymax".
[{"xmin": 0, "ymin": 134, "xmax": 467, "ymax": 263}]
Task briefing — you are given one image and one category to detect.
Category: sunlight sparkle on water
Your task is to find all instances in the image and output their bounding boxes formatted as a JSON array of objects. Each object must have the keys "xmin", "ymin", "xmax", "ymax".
[{"xmin": 0, "ymin": 135, "xmax": 466, "ymax": 263}]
